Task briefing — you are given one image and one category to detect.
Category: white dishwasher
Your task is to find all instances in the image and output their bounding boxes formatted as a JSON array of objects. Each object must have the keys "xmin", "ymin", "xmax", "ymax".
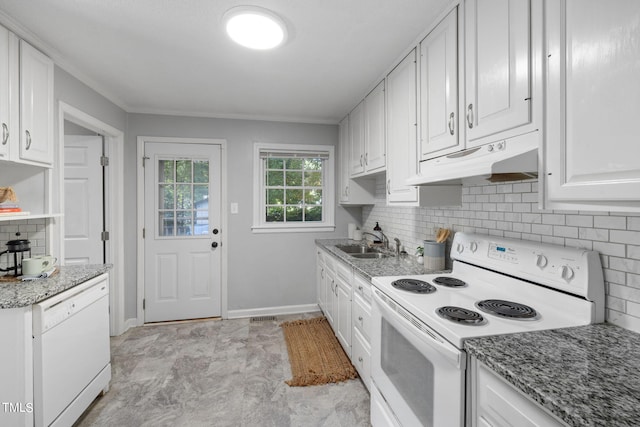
[{"xmin": 32, "ymin": 273, "xmax": 112, "ymax": 427}]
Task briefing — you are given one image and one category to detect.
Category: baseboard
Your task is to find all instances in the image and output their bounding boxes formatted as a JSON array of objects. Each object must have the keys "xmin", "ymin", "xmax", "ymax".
[{"xmin": 226, "ymin": 303, "xmax": 320, "ymax": 319}]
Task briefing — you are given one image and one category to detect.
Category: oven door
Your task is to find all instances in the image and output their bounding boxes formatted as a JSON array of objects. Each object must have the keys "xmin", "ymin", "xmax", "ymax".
[{"xmin": 371, "ymin": 288, "xmax": 466, "ymax": 427}]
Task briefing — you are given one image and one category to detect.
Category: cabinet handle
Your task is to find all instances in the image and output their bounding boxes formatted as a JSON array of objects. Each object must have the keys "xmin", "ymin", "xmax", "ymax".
[
  {"xmin": 466, "ymin": 104, "xmax": 474, "ymax": 129},
  {"xmin": 364, "ymin": 153, "xmax": 368, "ymax": 165},
  {"xmin": 358, "ymin": 316, "xmax": 363, "ymax": 322},
  {"xmin": 321, "ymin": 268, "xmax": 324, "ymax": 279},
  {"xmin": 358, "ymin": 356, "xmax": 363, "ymax": 363},
  {"xmin": 448, "ymin": 112, "xmax": 455, "ymax": 135},
  {"xmin": 25, "ymin": 130, "xmax": 32, "ymax": 150},
  {"xmin": 360, "ymin": 154, "xmax": 364, "ymax": 167},
  {"xmin": 1, "ymin": 123, "xmax": 7, "ymax": 145},
  {"xmin": 345, "ymin": 185, "xmax": 349, "ymax": 197},
  {"xmin": 358, "ymin": 285, "xmax": 363, "ymax": 291},
  {"xmin": 387, "ymin": 179, "xmax": 391, "ymax": 195}
]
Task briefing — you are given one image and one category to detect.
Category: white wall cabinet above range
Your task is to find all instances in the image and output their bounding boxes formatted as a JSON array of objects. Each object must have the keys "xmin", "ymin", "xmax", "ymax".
[
  {"xmin": 386, "ymin": 48, "xmax": 462, "ymax": 207},
  {"xmin": 543, "ymin": 0, "xmax": 640, "ymax": 212},
  {"xmin": 420, "ymin": 7, "xmax": 461, "ymax": 160},
  {"xmin": 350, "ymin": 81, "xmax": 386, "ymax": 178},
  {"xmin": 338, "ymin": 115, "xmax": 375, "ymax": 206},
  {"xmin": 0, "ymin": 24, "xmax": 54, "ymax": 168},
  {"xmin": 464, "ymin": 0, "xmax": 535, "ymax": 148}
]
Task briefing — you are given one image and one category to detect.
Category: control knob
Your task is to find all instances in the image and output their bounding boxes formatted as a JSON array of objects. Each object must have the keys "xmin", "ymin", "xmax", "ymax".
[
  {"xmin": 456, "ymin": 243, "xmax": 464, "ymax": 254},
  {"xmin": 469, "ymin": 242, "xmax": 478, "ymax": 253},
  {"xmin": 535, "ymin": 254, "xmax": 548, "ymax": 269},
  {"xmin": 559, "ymin": 265, "xmax": 575, "ymax": 281}
]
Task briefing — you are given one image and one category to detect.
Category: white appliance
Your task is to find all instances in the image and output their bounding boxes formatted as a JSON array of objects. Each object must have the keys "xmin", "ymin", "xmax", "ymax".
[
  {"xmin": 32, "ymin": 274, "xmax": 111, "ymax": 427},
  {"xmin": 370, "ymin": 232, "xmax": 604, "ymax": 427}
]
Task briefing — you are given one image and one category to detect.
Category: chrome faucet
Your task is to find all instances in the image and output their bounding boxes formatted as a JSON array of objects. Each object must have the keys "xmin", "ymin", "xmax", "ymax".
[{"xmin": 362, "ymin": 231, "xmax": 389, "ymax": 249}]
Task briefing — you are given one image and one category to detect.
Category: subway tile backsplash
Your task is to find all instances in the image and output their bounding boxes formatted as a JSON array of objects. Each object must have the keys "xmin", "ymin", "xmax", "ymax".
[
  {"xmin": 361, "ymin": 176, "xmax": 640, "ymax": 334},
  {"xmin": 0, "ymin": 219, "xmax": 47, "ymax": 270}
]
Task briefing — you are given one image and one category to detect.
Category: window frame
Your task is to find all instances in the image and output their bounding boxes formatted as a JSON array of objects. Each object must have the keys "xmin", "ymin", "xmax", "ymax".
[{"xmin": 252, "ymin": 142, "xmax": 335, "ymax": 233}]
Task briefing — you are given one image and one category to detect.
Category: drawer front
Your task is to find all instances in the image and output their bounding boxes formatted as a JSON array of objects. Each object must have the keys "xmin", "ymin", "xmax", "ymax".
[
  {"xmin": 352, "ymin": 327, "xmax": 371, "ymax": 391},
  {"xmin": 353, "ymin": 292, "xmax": 371, "ymax": 342},
  {"xmin": 353, "ymin": 273, "xmax": 371, "ymax": 302}
]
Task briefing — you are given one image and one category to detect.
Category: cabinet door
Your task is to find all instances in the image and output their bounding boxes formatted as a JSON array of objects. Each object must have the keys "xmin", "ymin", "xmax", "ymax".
[
  {"xmin": 464, "ymin": 0, "xmax": 531, "ymax": 146},
  {"xmin": 364, "ymin": 80, "xmax": 386, "ymax": 172},
  {"xmin": 387, "ymin": 49, "xmax": 419, "ymax": 203},
  {"xmin": 19, "ymin": 40, "xmax": 53, "ymax": 166},
  {"xmin": 324, "ymin": 268, "xmax": 336, "ymax": 327},
  {"xmin": 544, "ymin": 0, "xmax": 640, "ymax": 209},
  {"xmin": 336, "ymin": 275, "xmax": 352, "ymax": 357},
  {"xmin": 349, "ymin": 101, "xmax": 366, "ymax": 176},
  {"xmin": 0, "ymin": 26, "xmax": 10, "ymax": 160},
  {"xmin": 316, "ymin": 249, "xmax": 326, "ymax": 311},
  {"xmin": 338, "ymin": 116, "xmax": 350, "ymax": 203},
  {"xmin": 420, "ymin": 7, "xmax": 460, "ymax": 159}
]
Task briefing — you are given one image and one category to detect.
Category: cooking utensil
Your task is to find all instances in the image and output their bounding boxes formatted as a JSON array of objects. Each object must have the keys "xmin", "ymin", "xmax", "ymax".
[{"xmin": 435, "ymin": 228, "xmax": 451, "ymax": 243}]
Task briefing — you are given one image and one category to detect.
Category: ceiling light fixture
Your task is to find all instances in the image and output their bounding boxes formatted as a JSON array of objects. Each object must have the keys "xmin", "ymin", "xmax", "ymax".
[{"xmin": 223, "ymin": 6, "xmax": 287, "ymax": 50}]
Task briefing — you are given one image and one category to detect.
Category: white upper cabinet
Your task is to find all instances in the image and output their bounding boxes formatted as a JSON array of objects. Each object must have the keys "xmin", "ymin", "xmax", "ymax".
[
  {"xmin": 350, "ymin": 81, "xmax": 386, "ymax": 178},
  {"xmin": 363, "ymin": 80, "xmax": 386, "ymax": 173},
  {"xmin": 0, "ymin": 25, "xmax": 54, "ymax": 168},
  {"xmin": 464, "ymin": 0, "xmax": 533, "ymax": 147},
  {"xmin": 18, "ymin": 40, "xmax": 54, "ymax": 167},
  {"xmin": 420, "ymin": 7, "xmax": 460, "ymax": 160},
  {"xmin": 543, "ymin": 0, "xmax": 640, "ymax": 211},
  {"xmin": 387, "ymin": 48, "xmax": 462, "ymax": 207},
  {"xmin": 339, "ymin": 115, "xmax": 375, "ymax": 205},
  {"xmin": 349, "ymin": 100, "xmax": 366, "ymax": 176},
  {"xmin": 0, "ymin": 26, "xmax": 10, "ymax": 160}
]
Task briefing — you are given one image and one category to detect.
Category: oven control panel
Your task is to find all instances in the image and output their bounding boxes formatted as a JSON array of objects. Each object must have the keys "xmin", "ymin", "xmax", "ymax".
[{"xmin": 451, "ymin": 232, "xmax": 604, "ymax": 304}]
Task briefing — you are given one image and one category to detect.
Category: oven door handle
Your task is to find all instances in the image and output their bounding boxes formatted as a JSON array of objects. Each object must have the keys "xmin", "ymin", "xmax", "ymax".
[{"xmin": 373, "ymin": 289, "xmax": 464, "ymax": 369}]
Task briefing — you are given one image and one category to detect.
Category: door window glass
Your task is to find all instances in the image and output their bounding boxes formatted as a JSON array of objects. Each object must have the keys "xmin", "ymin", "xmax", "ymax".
[{"xmin": 157, "ymin": 158, "xmax": 209, "ymax": 237}]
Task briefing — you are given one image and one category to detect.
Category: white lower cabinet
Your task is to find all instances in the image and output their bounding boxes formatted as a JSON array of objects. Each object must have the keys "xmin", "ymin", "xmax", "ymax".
[
  {"xmin": 471, "ymin": 359, "xmax": 567, "ymax": 427},
  {"xmin": 315, "ymin": 246, "xmax": 373, "ymax": 390}
]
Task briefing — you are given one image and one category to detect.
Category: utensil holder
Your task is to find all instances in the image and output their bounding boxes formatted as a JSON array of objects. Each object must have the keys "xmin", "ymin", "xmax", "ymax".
[{"xmin": 423, "ymin": 240, "xmax": 445, "ymax": 271}]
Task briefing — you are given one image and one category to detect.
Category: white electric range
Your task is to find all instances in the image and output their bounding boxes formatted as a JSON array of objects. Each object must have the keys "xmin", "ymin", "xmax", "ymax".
[{"xmin": 369, "ymin": 232, "xmax": 605, "ymax": 427}]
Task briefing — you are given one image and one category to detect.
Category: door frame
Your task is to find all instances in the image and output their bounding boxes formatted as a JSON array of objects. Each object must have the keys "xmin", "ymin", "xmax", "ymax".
[
  {"xmin": 56, "ymin": 101, "xmax": 126, "ymax": 335},
  {"xmin": 136, "ymin": 136, "xmax": 228, "ymax": 324}
]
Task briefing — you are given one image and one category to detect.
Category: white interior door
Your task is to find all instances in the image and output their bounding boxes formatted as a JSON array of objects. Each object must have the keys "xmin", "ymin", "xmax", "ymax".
[
  {"xmin": 64, "ymin": 135, "xmax": 104, "ymax": 265},
  {"xmin": 144, "ymin": 142, "xmax": 221, "ymax": 322}
]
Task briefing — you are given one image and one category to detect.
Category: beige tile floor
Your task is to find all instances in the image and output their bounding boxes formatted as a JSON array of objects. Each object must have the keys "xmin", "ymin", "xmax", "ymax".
[{"xmin": 75, "ymin": 313, "xmax": 371, "ymax": 427}]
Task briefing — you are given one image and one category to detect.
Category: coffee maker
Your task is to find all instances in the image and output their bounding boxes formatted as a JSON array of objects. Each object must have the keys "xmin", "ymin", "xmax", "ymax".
[{"xmin": 0, "ymin": 239, "xmax": 31, "ymax": 276}]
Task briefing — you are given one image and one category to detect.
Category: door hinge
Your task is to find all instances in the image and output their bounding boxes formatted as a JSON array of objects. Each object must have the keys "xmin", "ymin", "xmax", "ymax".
[
  {"xmin": 143, "ymin": 299, "xmax": 145, "ymax": 310},
  {"xmin": 142, "ymin": 228, "xmax": 145, "ymax": 238},
  {"xmin": 100, "ymin": 155, "xmax": 109, "ymax": 166},
  {"xmin": 101, "ymin": 231, "xmax": 110, "ymax": 241},
  {"xmin": 142, "ymin": 156, "xmax": 150, "ymax": 167}
]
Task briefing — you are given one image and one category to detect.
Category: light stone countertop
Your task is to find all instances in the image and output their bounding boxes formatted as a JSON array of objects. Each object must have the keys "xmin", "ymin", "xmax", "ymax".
[
  {"xmin": 0, "ymin": 264, "xmax": 112, "ymax": 309},
  {"xmin": 464, "ymin": 323, "xmax": 640, "ymax": 427},
  {"xmin": 315, "ymin": 238, "xmax": 445, "ymax": 279}
]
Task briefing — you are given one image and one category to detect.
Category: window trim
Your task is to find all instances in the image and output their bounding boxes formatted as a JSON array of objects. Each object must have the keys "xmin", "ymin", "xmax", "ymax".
[{"xmin": 252, "ymin": 142, "xmax": 335, "ymax": 233}]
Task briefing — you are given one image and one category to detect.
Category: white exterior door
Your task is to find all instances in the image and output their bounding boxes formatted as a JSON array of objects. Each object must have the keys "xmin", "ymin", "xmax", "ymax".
[
  {"xmin": 64, "ymin": 135, "xmax": 104, "ymax": 265},
  {"xmin": 144, "ymin": 142, "xmax": 221, "ymax": 322}
]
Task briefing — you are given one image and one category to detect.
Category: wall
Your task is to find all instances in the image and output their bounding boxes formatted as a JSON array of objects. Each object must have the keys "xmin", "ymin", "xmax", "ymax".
[
  {"xmin": 127, "ymin": 114, "xmax": 352, "ymax": 318},
  {"xmin": 361, "ymin": 176, "xmax": 640, "ymax": 334}
]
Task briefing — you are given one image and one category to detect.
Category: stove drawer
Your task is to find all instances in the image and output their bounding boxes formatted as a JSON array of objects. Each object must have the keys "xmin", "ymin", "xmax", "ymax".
[{"xmin": 353, "ymin": 292, "xmax": 371, "ymax": 342}]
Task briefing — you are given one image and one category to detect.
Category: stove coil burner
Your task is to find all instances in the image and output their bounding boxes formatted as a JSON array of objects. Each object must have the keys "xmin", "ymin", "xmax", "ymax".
[
  {"xmin": 391, "ymin": 278, "xmax": 436, "ymax": 294},
  {"xmin": 433, "ymin": 276, "xmax": 467, "ymax": 288},
  {"xmin": 476, "ymin": 299, "xmax": 538, "ymax": 320},
  {"xmin": 437, "ymin": 306, "xmax": 485, "ymax": 325}
]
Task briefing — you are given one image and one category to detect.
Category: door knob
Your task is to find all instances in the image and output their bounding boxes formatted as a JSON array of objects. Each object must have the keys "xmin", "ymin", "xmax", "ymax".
[
  {"xmin": 211, "ymin": 242, "xmax": 218, "ymax": 248},
  {"xmin": 212, "ymin": 228, "xmax": 219, "ymax": 235}
]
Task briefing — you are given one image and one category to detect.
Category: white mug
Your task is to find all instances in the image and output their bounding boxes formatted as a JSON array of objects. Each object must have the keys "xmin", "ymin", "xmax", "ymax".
[{"xmin": 22, "ymin": 256, "xmax": 57, "ymax": 276}]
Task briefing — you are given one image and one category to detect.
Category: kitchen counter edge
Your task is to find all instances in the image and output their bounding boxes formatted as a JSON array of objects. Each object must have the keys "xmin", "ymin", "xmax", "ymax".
[
  {"xmin": 0, "ymin": 264, "xmax": 113, "ymax": 309},
  {"xmin": 464, "ymin": 323, "xmax": 640, "ymax": 427}
]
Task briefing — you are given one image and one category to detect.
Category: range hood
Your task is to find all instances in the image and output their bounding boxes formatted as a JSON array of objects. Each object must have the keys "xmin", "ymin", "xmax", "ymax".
[{"xmin": 406, "ymin": 131, "xmax": 539, "ymax": 185}]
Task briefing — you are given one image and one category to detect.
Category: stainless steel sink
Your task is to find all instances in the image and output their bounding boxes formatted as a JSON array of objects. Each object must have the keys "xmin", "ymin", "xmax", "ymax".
[
  {"xmin": 335, "ymin": 244, "xmax": 377, "ymax": 254},
  {"xmin": 350, "ymin": 252, "xmax": 390, "ymax": 259}
]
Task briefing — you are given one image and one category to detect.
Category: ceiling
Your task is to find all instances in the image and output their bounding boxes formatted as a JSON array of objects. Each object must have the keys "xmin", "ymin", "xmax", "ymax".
[{"xmin": 0, "ymin": 0, "xmax": 450, "ymax": 124}]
